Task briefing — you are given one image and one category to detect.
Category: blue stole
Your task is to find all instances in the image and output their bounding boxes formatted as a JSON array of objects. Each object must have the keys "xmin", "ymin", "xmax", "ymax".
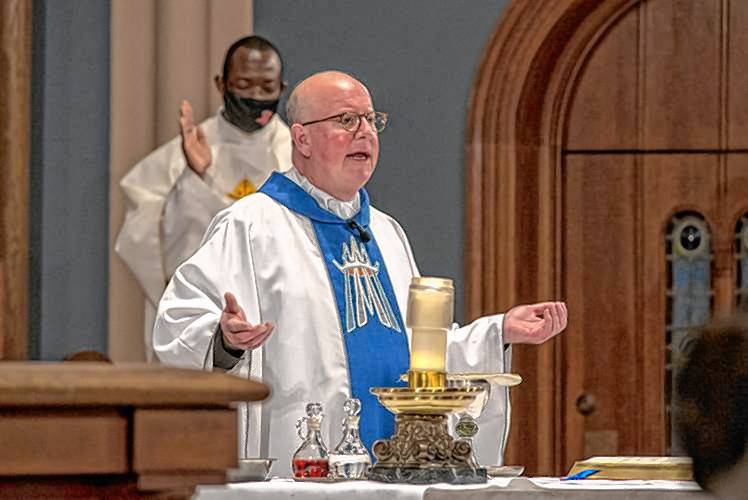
[{"xmin": 260, "ymin": 173, "xmax": 409, "ymax": 451}]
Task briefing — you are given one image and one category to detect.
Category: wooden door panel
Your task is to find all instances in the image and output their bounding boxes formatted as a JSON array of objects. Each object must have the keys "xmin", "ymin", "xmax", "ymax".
[
  {"xmin": 642, "ymin": 155, "xmax": 721, "ymax": 219},
  {"xmin": 729, "ymin": 0, "xmax": 748, "ymax": 149},
  {"xmin": 643, "ymin": 0, "xmax": 721, "ymax": 149},
  {"xmin": 563, "ymin": 0, "xmax": 731, "ymax": 471},
  {"xmin": 562, "ymin": 154, "xmax": 639, "ymax": 469},
  {"xmin": 727, "ymin": 154, "xmax": 748, "ymax": 308},
  {"xmin": 726, "ymin": 154, "xmax": 748, "ymax": 223},
  {"xmin": 640, "ymin": 154, "xmax": 720, "ymax": 451},
  {"xmin": 562, "ymin": 154, "xmax": 721, "ymax": 468},
  {"xmin": 469, "ymin": 0, "xmax": 748, "ymax": 476},
  {"xmin": 565, "ymin": 6, "xmax": 639, "ymax": 150}
]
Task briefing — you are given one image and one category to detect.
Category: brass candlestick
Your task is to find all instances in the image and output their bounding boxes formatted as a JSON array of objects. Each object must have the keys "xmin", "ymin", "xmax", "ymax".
[
  {"xmin": 368, "ymin": 278, "xmax": 522, "ymax": 484},
  {"xmin": 368, "ymin": 372, "xmax": 522, "ymax": 484},
  {"xmin": 368, "ymin": 385, "xmax": 486, "ymax": 484}
]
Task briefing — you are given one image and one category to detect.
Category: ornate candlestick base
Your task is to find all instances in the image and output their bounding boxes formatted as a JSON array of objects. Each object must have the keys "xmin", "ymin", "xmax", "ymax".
[
  {"xmin": 368, "ymin": 413, "xmax": 487, "ymax": 484},
  {"xmin": 368, "ymin": 386, "xmax": 487, "ymax": 484}
]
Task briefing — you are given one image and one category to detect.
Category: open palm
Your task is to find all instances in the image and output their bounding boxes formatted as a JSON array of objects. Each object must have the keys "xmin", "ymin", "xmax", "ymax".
[
  {"xmin": 220, "ymin": 292, "xmax": 274, "ymax": 351},
  {"xmin": 179, "ymin": 99, "xmax": 212, "ymax": 176},
  {"xmin": 503, "ymin": 301, "xmax": 568, "ymax": 344}
]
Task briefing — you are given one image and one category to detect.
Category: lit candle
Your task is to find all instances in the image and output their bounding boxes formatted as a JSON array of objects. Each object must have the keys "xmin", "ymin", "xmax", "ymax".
[
  {"xmin": 410, "ymin": 327, "xmax": 447, "ymax": 371},
  {"xmin": 406, "ymin": 277, "xmax": 454, "ymax": 388}
]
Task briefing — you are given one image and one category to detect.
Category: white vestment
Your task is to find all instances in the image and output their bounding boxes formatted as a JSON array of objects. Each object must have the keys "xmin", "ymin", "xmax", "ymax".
[
  {"xmin": 153, "ymin": 171, "xmax": 512, "ymax": 475},
  {"xmin": 115, "ymin": 111, "xmax": 291, "ymax": 360}
]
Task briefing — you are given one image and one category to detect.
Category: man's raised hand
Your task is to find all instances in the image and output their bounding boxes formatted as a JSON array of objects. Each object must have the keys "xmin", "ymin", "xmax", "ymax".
[
  {"xmin": 220, "ymin": 292, "xmax": 274, "ymax": 350},
  {"xmin": 179, "ymin": 100, "xmax": 212, "ymax": 176},
  {"xmin": 503, "ymin": 301, "xmax": 568, "ymax": 345}
]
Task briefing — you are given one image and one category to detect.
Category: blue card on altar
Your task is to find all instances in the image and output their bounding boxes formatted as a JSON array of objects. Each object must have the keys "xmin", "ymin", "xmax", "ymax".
[{"xmin": 562, "ymin": 469, "xmax": 600, "ymax": 481}]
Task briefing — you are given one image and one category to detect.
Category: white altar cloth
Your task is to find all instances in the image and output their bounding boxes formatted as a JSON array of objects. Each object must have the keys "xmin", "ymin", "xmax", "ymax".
[
  {"xmin": 193, "ymin": 477, "xmax": 712, "ymax": 500},
  {"xmin": 193, "ymin": 477, "xmax": 514, "ymax": 500}
]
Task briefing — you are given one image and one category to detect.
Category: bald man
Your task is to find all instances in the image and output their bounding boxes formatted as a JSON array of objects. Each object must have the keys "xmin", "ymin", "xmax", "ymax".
[{"xmin": 153, "ymin": 71, "xmax": 567, "ymax": 473}]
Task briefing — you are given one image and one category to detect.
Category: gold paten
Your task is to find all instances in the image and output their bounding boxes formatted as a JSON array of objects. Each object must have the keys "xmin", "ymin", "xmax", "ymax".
[
  {"xmin": 400, "ymin": 371, "xmax": 523, "ymax": 387},
  {"xmin": 371, "ymin": 386, "xmax": 483, "ymax": 415}
]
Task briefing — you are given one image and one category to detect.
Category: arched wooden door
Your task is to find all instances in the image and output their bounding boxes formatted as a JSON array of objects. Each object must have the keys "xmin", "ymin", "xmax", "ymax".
[{"xmin": 466, "ymin": 0, "xmax": 748, "ymax": 475}]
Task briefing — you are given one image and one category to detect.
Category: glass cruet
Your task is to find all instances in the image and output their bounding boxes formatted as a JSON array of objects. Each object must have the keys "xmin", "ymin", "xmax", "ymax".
[
  {"xmin": 328, "ymin": 398, "xmax": 371, "ymax": 479},
  {"xmin": 292, "ymin": 402, "xmax": 330, "ymax": 478}
]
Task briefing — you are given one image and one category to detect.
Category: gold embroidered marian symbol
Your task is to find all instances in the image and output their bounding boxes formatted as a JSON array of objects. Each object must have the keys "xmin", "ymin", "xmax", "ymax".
[
  {"xmin": 227, "ymin": 178, "xmax": 257, "ymax": 200},
  {"xmin": 333, "ymin": 237, "xmax": 401, "ymax": 333}
]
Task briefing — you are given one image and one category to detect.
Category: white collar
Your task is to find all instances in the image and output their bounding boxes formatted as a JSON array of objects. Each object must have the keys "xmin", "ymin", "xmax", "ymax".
[{"xmin": 284, "ymin": 167, "xmax": 361, "ymax": 220}]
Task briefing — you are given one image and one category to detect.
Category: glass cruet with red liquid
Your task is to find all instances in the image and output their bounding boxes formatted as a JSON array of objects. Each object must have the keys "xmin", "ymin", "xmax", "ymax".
[{"xmin": 292, "ymin": 402, "xmax": 330, "ymax": 478}]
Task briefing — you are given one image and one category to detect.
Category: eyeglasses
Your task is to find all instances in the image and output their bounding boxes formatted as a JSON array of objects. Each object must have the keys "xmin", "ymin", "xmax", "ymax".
[{"xmin": 300, "ymin": 111, "xmax": 388, "ymax": 133}]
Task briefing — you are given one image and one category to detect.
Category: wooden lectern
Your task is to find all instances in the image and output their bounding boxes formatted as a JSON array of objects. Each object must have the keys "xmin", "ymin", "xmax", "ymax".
[{"xmin": 0, "ymin": 362, "xmax": 269, "ymax": 498}]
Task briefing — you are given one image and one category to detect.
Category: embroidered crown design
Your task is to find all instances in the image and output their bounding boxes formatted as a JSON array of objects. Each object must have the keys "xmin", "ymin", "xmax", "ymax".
[{"xmin": 333, "ymin": 237, "xmax": 401, "ymax": 333}]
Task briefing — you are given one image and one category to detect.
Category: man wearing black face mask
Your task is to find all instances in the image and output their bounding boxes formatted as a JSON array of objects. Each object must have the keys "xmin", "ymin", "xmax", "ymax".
[{"xmin": 116, "ymin": 36, "xmax": 291, "ymax": 362}]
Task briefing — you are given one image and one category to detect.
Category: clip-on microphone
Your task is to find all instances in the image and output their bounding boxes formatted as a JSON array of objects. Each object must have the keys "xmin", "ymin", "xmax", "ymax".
[{"xmin": 348, "ymin": 220, "xmax": 371, "ymax": 243}]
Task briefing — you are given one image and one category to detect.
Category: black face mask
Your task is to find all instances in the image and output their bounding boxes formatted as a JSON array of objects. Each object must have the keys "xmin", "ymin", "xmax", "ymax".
[{"xmin": 222, "ymin": 91, "xmax": 279, "ymax": 133}]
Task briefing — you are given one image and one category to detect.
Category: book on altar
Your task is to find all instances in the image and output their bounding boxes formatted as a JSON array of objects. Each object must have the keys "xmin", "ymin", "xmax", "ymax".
[{"xmin": 567, "ymin": 456, "xmax": 693, "ymax": 480}]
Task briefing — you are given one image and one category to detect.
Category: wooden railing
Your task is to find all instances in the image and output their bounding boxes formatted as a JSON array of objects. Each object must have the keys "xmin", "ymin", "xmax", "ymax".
[{"xmin": 0, "ymin": 362, "xmax": 268, "ymax": 498}]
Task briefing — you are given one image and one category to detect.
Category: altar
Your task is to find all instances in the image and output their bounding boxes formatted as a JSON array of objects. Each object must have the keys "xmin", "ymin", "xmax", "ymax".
[
  {"xmin": 189, "ymin": 278, "xmax": 712, "ymax": 499},
  {"xmin": 194, "ymin": 476, "xmax": 712, "ymax": 500}
]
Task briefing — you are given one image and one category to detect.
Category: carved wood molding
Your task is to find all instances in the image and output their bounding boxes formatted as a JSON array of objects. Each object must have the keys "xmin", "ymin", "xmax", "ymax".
[
  {"xmin": 464, "ymin": 0, "xmax": 638, "ymax": 474},
  {"xmin": 0, "ymin": 0, "xmax": 31, "ymax": 360}
]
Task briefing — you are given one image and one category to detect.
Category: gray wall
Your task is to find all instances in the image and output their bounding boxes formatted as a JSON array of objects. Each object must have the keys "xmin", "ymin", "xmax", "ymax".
[
  {"xmin": 30, "ymin": 0, "xmax": 110, "ymax": 360},
  {"xmin": 255, "ymin": 0, "xmax": 506, "ymax": 321},
  {"xmin": 26, "ymin": 0, "xmax": 505, "ymax": 358}
]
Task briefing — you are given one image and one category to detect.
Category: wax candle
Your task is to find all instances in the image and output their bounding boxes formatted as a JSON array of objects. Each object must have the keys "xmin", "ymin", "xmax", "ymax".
[
  {"xmin": 406, "ymin": 277, "xmax": 454, "ymax": 377},
  {"xmin": 406, "ymin": 277, "xmax": 454, "ymax": 330},
  {"xmin": 410, "ymin": 328, "xmax": 447, "ymax": 371}
]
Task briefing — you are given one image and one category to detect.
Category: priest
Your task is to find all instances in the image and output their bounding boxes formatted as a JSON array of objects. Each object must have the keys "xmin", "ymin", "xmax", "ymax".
[
  {"xmin": 116, "ymin": 36, "xmax": 292, "ymax": 361},
  {"xmin": 153, "ymin": 71, "xmax": 567, "ymax": 473}
]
